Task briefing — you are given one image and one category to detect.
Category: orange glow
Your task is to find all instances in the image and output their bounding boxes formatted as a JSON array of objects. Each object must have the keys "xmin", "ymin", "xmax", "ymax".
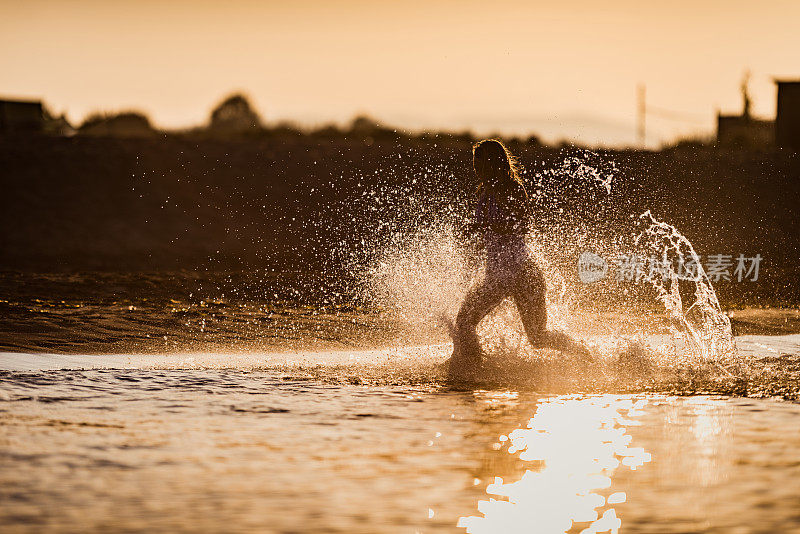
[{"xmin": 1, "ymin": 0, "xmax": 799, "ymax": 146}]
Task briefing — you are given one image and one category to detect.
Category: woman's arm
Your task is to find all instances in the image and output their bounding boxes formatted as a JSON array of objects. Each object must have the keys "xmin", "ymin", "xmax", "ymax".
[{"xmin": 463, "ymin": 190, "xmax": 487, "ymax": 245}]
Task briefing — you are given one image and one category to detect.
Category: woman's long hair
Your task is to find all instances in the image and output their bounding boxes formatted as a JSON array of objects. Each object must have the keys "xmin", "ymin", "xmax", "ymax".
[{"xmin": 473, "ymin": 139, "xmax": 523, "ymax": 194}]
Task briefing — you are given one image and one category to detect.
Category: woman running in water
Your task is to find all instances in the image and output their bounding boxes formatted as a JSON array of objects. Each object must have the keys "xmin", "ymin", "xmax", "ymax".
[{"xmin": 450, "ymin": 139, "xmax": 586, "ymax": 373}]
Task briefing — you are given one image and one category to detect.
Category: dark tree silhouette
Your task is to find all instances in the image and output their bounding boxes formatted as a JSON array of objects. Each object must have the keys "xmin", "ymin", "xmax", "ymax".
[
  {"xmin": 78, "ymin": 111, "xmax": 154, "ymax": 137},
  {"xmin": 348, "ymin": 115, "xmax": 399, "ymax": 140},
  {"xmin": 209, "ymin": 93, "xmax": 262, "ymax": 134}
]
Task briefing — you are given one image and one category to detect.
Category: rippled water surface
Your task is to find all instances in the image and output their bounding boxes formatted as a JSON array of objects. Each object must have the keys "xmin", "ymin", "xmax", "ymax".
[
  {"xmin": 2, "ymin": 354, "xmax": 800, "ymax": 533},
  {"xmin": 2, "ymin": 271, "xmax": 800, "ymax": 532}
]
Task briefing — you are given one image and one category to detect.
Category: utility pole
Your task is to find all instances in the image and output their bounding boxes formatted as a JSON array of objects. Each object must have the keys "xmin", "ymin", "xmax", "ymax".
[{"xmin": 637, "ymin": 83, "xmax": 646, "ymax": 148}]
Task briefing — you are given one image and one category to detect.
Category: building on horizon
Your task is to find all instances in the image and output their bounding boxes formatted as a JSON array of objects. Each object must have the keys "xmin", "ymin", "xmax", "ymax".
[
  {"xmin": 775, "ymin": 80, "xmax": 800, "ymax": 151},
  {"xmin": 0, "ymin": 98, "xmax": 44, "ymax": 134},
  {"xmin": 716, "ymin": 76, "xmax": 773, "ymax": 147},
  {"xmin": 716, "ymin": 113, "xmax": 774, "ymax": 147}
]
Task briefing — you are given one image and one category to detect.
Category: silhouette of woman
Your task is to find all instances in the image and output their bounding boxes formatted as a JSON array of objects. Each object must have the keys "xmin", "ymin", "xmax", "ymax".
[{"xmin": 450, "ymin": 139, "xmax": 586, "ymax": 373}]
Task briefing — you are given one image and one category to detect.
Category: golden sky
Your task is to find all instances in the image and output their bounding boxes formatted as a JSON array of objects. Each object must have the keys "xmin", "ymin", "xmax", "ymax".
[{"xmin": 2, "ymin": 0, "xmax": 798, "ymax": 146}]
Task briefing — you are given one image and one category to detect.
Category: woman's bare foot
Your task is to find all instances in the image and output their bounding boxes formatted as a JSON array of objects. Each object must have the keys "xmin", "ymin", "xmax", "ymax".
[{"xmin": 443, "ymin": 346, "xmax": 483, "ymax": 381}]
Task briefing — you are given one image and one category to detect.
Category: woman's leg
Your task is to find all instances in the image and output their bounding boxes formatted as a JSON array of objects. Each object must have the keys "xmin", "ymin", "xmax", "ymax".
[
  {"xmin": 452, "ymin": 275, "xmax": 508, "ymax": 365},
  {"xmin": 512, "ymin": 264, "xmax": 548, "ymax": 347},
  {"xmin": 514, "ymin": 262, "xmax": 591, "ymax": 357}
]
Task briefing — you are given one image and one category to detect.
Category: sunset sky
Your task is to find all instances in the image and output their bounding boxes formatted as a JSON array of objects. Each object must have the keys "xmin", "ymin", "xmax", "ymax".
[{"xmin": 2, "ymin": 0, "xmax": 798, "ymax": 147}]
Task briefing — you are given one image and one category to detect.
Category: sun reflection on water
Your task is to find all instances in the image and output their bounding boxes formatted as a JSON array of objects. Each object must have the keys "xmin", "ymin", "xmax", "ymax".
[{"xmin": 459, "ymin": 395, "xmax": 651, "ymax": 534}]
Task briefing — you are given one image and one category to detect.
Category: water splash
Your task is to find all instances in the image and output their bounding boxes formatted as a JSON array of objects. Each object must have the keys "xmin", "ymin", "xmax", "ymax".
[
  {"xmin": 537, "ymin": 148, "xmax": 617, "ymax": 196},
  {"xmin": 362, "ymin": 147, "xmax": 736, "ymax": 372},
  {"xmin": 632, "ymin": 210, "xmax": 736, "ymax": 363},
  {"xmin": 367, "ymin": 221, "xmax": 471, "ymax": 327}
]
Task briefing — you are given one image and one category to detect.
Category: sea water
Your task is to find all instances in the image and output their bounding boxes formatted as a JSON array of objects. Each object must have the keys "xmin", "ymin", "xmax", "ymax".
[
  {"xmin": 1, "ymin": 349, "xmax": 799, "ymax": 533},
  {"xmin": 2, "ymin": 150, "xmax": 799, "ymax": 532}
]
